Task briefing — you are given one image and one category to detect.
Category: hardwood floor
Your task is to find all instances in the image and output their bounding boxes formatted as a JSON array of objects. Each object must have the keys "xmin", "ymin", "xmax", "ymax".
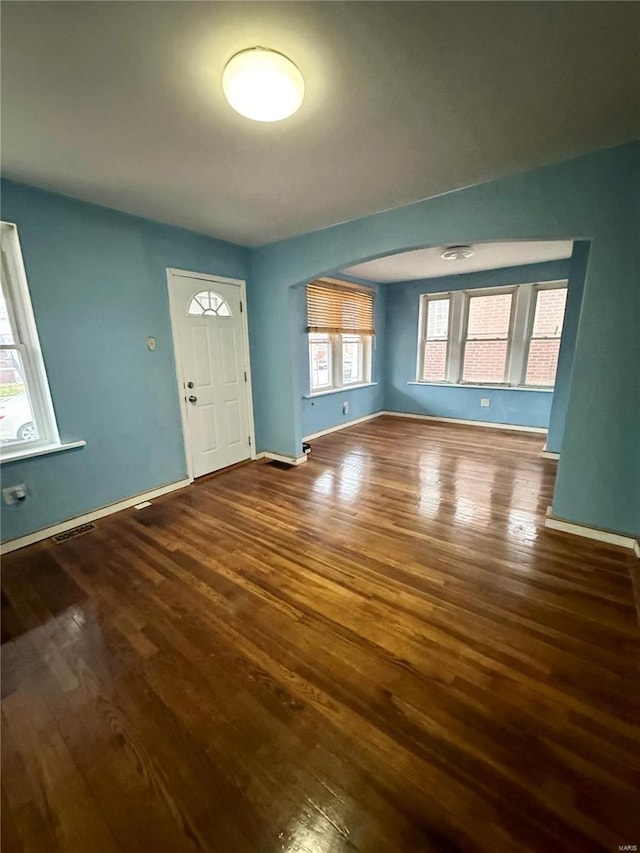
[{"xmin": 2, "ymin": 417, "xmax": 639, "ymax": 853}]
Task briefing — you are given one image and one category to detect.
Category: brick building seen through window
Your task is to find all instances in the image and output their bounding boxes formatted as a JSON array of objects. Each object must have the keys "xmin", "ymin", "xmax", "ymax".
[{"xmin": 421, "ymin": 283, "xmax": 567, "ymax": 387}]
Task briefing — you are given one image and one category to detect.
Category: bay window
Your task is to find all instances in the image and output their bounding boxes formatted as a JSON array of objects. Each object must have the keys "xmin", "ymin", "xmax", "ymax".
[{"xmin": 417, "ymin": 281, "xmax": 567, "ymax": 388}]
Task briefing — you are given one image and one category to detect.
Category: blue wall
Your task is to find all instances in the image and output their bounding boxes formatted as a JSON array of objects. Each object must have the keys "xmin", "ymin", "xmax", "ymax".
[
  {"xmin": 251, "ymin": 143, "xmax": 640, "ymax": 537},
  {"xmin": 384, "ymin": 259, "xmax": 573, "ymax": 429},
  {"xmin": 3, "ymin": 143, "xmax": 638, "ymax": 542},
  {"xmin": 0, "ymin": 180, "xmax": 250, "ymax": 542},
  {"xmin": 545, "ymin": 241, "xmax": 589, "ymax": 453}
]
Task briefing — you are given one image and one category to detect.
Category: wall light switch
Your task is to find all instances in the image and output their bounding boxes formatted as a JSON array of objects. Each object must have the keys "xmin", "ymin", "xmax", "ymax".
[{"xmin": 480, "ymin": 398, "xmax": 490, "ymax": 407}]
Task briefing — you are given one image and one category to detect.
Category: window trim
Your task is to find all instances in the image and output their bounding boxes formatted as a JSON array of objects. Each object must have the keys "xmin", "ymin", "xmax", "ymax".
[
  {"xmin": 309, "ymin": 332, "xmax": 334, "ymax": 393},
  {"xmin": 309, "ymin": 332, "xmax": 373, "ymax": 395},
  {"xmin": 0, "ymin": 439, "xmax": 87, "ymax": 465},
  {"xmin": 307, "ymin": 279, "xmax": 375, "ymax": 395},
  {"xmin": 303, "ymin": 382, "xmax": 378, "ymax": 400},
  {"xmin": 417, "ymin": 280, "xmax": 567, "ymax": 389},
  {"xmin": 417, "ymin": 293, "xmax": 453, "ymax": 384},
  {"xmin": 340, "ymin": 333, "xmax": 370, "ymax": 388},
  {"xmin": 460, "ymin": 285, "xmax": 516, "ymax": 386},
  {"xmin": 521, "ymin": 282, "xmax": 568, "ymax": 388},
  {"xmin": 1, "ymin": 222, "xmax": 61, "ymax": 456}
]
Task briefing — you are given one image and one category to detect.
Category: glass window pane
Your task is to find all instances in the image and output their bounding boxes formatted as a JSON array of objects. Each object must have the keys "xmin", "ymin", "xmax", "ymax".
[
  {"xmin": 310, "ymin": 334, "xmax": 332, "ymax": 389},
  {"xmin": 188, "ymin": 291, "xmax": 232, "ymax": 317},
  {"xmin": 525, "ymin": 339, "xmax": 561, "ymax": 386},
  {"xmin": 467, "ymin": 293, "xmax": 512, "ymax": 339},
  {"xmin": 426, "ymin": 299, "xmax": 449, "ymax": 339},
  {"xmin": 423, "ymin": 340, "xmax": 448, "ymax": 381},
  {"xmin": 342, "ymin": 335, "xmax": 363, "ymax": 384},
  {"xmin": 462, "ymin": 340, "xmax": 509, "ymax": 383},
  {"xmin": 0, "ymin": 349, "xmax": 39, "ymax": 444},
  {"xmin": 531, "ymin": 288, "xmax": 567, "ymax": 337},
  {"xmin": 0, "ymin": 282, "xmax": 15, "ymax": 344}
]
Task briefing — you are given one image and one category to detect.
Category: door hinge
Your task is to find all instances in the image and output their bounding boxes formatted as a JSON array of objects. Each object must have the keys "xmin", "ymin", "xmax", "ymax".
[
  {"xmin": 240, "ymin": 300, "xmax": 243, "ymax": 313},
  {"xmin": 244, "ymin": 370, "xmax": 247, "ymax": 382},
  {"xmin": 248, "ymin": 435, "xmax": 252, "ymax": 446}
]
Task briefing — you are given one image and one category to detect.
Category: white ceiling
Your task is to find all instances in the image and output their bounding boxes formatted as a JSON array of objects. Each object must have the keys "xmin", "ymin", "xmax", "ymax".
[
  {"xmin": 1, "ymin": 3, "xmax": 638, "ymax": 247},
  {"xmin": 342, "ymin": 240, "xmax": 574, "ymax": 283}
]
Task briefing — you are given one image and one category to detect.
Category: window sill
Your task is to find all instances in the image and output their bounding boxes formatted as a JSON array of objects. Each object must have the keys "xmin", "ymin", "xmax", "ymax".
[
  {"xmin": 304, "ymin": 382, "xmax": 378, "ymax": 399},
  {"xmin": 0, "ymin": 439, "xmax": 87, "ymax": 465},
  {"xmin": 407, "ymin": 382, "xmax": 553, "ymax": 392}
]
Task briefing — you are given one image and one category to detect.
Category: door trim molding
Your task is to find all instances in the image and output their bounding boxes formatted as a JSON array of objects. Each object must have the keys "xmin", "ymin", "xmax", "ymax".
[{"xmin": 166, "ymin": 269, "xmax": 257, "ymax": 481}]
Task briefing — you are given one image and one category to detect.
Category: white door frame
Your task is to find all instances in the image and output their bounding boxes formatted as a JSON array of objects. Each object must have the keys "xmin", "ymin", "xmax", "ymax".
[{"xmin": 166, "ymin": 268, "xmax": 257, "ymax": 482}]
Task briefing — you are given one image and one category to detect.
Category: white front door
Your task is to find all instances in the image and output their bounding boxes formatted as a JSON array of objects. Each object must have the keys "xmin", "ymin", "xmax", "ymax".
[{"xmin": 169, "ymin": 272, "xmax": 252, "ymax": 478}]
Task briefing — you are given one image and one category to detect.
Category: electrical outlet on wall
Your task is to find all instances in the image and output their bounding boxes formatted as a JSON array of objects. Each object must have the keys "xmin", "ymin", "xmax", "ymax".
[
  {"xmin": 480, "ymin": 398, "xmax": 490, "ymax": 407},
  {"xmin": 3, "ymin": 484, "xmax": 27, "ymax": 505},
  {"xmin": 343, "ymin": 401, "xmax": 349, "ymax": 415}
]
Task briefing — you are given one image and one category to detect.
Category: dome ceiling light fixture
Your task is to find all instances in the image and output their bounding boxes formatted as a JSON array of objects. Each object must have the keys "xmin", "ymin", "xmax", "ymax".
[
  {"xmin": 222, "ymin": 47, "xmax": 305, "ymax": 123},
  {"xmin": 441, "ymin": 246, "xmax": 476, "ymax": 261}
]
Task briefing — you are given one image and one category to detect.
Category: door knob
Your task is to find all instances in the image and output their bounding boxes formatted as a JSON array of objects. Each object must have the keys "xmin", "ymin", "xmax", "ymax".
[
  {"xmin": 186, "ymin": 381, "xmax": 194, "ymax": 388},
  {"xmin": 188, "ymin": 395, "xmax": 197, "ymax": 403}
]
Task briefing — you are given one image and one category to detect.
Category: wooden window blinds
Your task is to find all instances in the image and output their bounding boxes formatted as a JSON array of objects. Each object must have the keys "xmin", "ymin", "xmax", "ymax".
[{"xmin": 306, "ymin": 278, "xmax": 375, "ymax": 336}]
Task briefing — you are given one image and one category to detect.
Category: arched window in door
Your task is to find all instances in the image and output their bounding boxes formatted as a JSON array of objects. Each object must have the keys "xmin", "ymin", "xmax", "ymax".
[{"xmin": 188, "ymin": 291, "xmax": 231, "ymax": 317}]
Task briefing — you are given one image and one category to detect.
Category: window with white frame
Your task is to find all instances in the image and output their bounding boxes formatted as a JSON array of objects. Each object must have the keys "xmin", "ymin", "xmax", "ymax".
[
  {"xmin": 422, "ymin": 296, "xmax": 450, "ymax": 381},
  {"xmin": 307, "ymin": 279, "xmax": 374, "ymax": 394},
  {"xmin": 418, "ymin": 281, "xmax": 567, "ymax": 388},
  {"xmin": 462, "ymin": 290, "xmax": 514, "ymax": 384},
  {"xmin": 524, "ymin": 287, "xmax": 568, "ymax": 386},
  {"xmin": 0, "ymin": 223, "xmax": 61, "ymax": 454}
]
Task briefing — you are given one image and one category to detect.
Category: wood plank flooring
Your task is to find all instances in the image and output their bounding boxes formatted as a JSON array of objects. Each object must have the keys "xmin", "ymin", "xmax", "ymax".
[{"xmin": 2, "ymin": 417, "xmax": 639, "ymax": 852}]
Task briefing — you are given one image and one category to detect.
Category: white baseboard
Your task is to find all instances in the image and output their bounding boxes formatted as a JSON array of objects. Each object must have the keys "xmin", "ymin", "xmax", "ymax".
[
  {"xmin": 544, "ymin": 510, "xmax": 639, "ymax": 553},
  {"xmin": 261, "ymin": 451, "xmax": 308, "ymax": 466},
  {"xmin": 303, "ymin": 409, "xmax": 547, "ymax": 443},
  {"xmin": 541, "ymin": 443, "xmax": 560, "ymax": 459},
  {"xmin": 304, "ymin": 411, "xmax": 383, "ymax": 442},
  {"xmin": 380, "ymin": 411, "xmax": 547, "ymax": 434},
  {"xmin": 1, "ymin": 477, "xmax": 192, "ymax": 555}
]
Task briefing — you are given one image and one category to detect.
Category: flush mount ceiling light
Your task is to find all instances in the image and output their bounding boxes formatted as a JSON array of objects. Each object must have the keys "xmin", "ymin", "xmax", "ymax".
[
  {"xmin": 441, "ymin": 246, "xmax": 475, "ymax": 261},
  {"xmin": 222, "ymin": 47, "xmax": 305, "ymax": 122}
]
